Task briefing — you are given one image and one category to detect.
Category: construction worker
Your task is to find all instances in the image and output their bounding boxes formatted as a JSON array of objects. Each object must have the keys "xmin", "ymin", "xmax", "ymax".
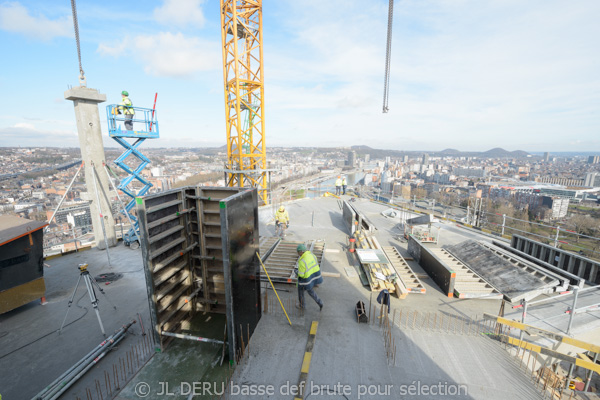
[
  {"xmin": 275, "ymin": 205, "xmax": 289, "ymax": 237},
  {"xmin": 295, "ymin": 244, "xmax": 323, "ymax": 310},
  {"xmin": 117, "ymin": 90, "xmax": 135, "ymax": 130},
  {"xmin": 342, "ymin": 176, "xmax": 347, "ymax": 195},
  {"xmin": 335, "ymin": 176, "xmax": 342, "ymax": 196}
]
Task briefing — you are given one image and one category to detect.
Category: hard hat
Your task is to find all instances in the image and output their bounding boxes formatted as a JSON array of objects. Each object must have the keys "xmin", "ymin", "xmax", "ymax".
[
  {"xmin": 279, "ymin": 206, "xmax": 285, "ymax": 211},
  {"xmin": 297, "ymin": 244, "xmax": 307, "ymax": 252},
  {"xmin": 121, "ymin": 90, "xmax": 129, "ymax": 96},
  {"xmin": 337, "ymin": 175, "xmax": 341, "ymax": 178}
]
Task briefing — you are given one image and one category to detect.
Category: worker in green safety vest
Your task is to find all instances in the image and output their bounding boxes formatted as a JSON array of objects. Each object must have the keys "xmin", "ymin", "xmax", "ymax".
[
  {"xmin": 295, "ymin": 244, "xmax": 324, "ymax": 310},
  {"xmin": 118, "ymin": 90, "xmax": 135, "ymax": 130}
]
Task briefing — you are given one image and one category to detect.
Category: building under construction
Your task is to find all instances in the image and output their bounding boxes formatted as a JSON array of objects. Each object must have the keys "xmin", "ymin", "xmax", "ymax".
[{"xmin": 1, "ymin": 1, "xmax": 600, "ymax": 399}]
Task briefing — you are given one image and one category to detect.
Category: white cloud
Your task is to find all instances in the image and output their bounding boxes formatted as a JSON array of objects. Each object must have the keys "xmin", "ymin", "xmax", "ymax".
[
  {"xmin": 0, "ymin": 123, "xmax": 79, "ymax": 147},
  {"xmin": 0, "ymin": 2, "xmax": 71, "ymax": 40},
  {"xmin": 261, "ymin": 0, "xmax": 600, "ymax": 151},
  {"xmin": 98, "ymin": 32, "xmax": 220, "ymax": 78},
  {"xmin": 153, "ymin": 0, "xmax": 206, "ymax": 28},
  {"xmin": 97, "ymin": 41, "xmax": 127, "ymax": 57},
  {"xmin": 14, "ymin": 122, "xmax": 34, "ymax": 129}
]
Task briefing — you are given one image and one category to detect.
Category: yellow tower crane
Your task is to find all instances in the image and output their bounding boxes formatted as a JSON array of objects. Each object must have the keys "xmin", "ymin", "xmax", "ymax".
[{"xmin": 220, "ymin": 0, "xmax": 268, "ymax": 205}]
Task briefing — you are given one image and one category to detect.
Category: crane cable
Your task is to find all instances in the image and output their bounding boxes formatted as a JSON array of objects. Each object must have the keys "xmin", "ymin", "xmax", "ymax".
[
  {"xmin": 70, "ymin": 0, "xmax": 86, "ymax": 86},
  {"xmin": 382, "ymin": 0, "xmax": 394, "ymax": 113}
]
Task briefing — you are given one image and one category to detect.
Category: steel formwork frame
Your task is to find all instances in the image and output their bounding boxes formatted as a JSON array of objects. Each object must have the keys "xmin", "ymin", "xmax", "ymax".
[
  {"xmin": 221, "ymin": 0, "xmax": 268, "ymax": 205},
  {"xmin": 137, "ymin": 186, "xmax": 262, "ymax": 357}
]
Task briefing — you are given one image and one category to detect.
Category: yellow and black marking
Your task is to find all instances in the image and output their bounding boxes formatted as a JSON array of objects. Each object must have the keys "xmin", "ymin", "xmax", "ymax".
[
  {"xmin": 295, "ymin": 321, "xmax": 318, "ymax": 400},
  {"xmin": 498, "ymin": 334, "xmax": 600, "ymax": 375},
  {"xmin": 483, "ymin": 313, "xmax": 600, "ymax": 354}
]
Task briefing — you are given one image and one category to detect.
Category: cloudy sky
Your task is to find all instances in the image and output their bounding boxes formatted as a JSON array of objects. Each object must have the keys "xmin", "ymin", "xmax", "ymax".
[{"xmin": 0, "ymin": 0, "xmax": 598, "ymax": 152}]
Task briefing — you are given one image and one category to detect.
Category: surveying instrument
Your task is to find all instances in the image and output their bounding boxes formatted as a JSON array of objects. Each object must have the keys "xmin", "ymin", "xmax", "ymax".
[{"xmin": 59, "ymin": 263, "xmax": 117, "ymax": 337}]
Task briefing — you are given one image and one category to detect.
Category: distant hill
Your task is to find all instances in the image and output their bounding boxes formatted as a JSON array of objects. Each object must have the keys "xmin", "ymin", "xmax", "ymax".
[
  {"xmin": 349, "ymin": 146, "xmax": 530, "ymax": 159},
  {"xmin": 440, "ymin": 148, "xmax": 461, "ymax": 155}
]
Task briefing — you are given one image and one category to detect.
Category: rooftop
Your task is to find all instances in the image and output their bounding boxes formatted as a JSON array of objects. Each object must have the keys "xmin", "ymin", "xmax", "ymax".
[{"xmin": 1, "ymin": 195, "xmax": 599, "ymax": 399}]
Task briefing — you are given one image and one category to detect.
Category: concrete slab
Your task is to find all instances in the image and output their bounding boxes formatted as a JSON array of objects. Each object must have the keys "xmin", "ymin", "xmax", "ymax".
[
  {"xmin": 0, "ymin": 244, "xmax": 150, "ymax": 399},
  {"xmin": 1, "ymin": 196, "xmax": 557, "ymax": 400},
  {"xmin": 225, "ymin": 197, "xmax": 542, "ymax": 400}
]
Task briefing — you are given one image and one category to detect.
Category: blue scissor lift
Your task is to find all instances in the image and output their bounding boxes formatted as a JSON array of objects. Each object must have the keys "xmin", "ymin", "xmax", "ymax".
[{"xmin": 106, "ymin": 104, "xmax": 159, "ymax": 247}]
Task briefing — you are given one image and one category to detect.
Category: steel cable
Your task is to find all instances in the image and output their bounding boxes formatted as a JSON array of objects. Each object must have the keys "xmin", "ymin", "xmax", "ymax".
[
  {"xmin": 71, "ymin": 0, "xmax": 85, "ymax": 83},
  {"xmin": 382, "ymin": 0, "xmax": 394, "ymax": 113}
]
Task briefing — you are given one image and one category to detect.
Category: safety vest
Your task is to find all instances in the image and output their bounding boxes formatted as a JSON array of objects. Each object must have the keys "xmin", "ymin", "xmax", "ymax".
[
  {"xmin": 275, "ymin": 209, "xmax": 289, "ymax": 223},
  {"xmin": 119, "ymin": 97, "xmax": 135, "ymax": 115},
  {"xmin": 335, "ymin": 178, "xmax": 342, "ymax": 187},
  {"xmin": 342, "ymin": 179, "xmax": 347, "ymax": 185},
  {"xmin": 297, "ymin": 251, "xmax": 320, "ymax": 279}
]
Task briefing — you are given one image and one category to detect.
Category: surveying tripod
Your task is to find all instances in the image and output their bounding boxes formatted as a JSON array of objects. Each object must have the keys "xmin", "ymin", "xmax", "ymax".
[{"xmin": 59, "ymin": 263, "xmax": 117, "ymax": 337}]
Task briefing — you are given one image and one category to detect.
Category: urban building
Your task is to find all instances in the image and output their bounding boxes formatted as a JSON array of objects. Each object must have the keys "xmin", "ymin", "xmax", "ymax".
[
  {"xmin": 588, "ymin": 155, "xmax": 600, "ymax": 164},
  {"xmin": 347, "ymin": 151, "xmax": 356, "ymax": 167},
  {"xmin": 584, "ymin": 172, "xmax": 600, "ymax": 187},
  {"xmin": 542, "ymin": 196, "xmax": 569, "ymax": 219},
  {"xmin": 454, "ymin": 167, "xmax": 486, "ymax": 178},
  {"xmin": 535, "ymin": 176, "xmax": 584, "ymax": 186}
]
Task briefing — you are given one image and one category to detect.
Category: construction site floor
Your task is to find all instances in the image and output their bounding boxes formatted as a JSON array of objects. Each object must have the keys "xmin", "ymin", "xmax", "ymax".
[
  {"xmin": 0, "ymin": 243, "xmax": 152, "ymax": 399},
  {"xmin": 224, "ymin": 196, "xmax": 543, "ymax": 399},
  {"xmin": 3, "ymin": 195, "xmax": 597, "ymax": 399}
]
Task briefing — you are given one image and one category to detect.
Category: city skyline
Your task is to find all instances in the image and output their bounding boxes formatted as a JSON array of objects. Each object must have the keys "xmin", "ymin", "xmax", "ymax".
[{"xmin": 1, "ymin": 0, "xmax": 599, "ymax": 151}]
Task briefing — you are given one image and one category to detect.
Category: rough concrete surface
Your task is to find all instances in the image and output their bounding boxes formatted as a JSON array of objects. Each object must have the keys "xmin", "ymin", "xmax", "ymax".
[
  {"xmin": 2, "ymin": 195, "xmax": 579, "ymax": 400},
  {"xmin": 0, "ymin": 244, "xmax": 150, "ymax": 399},
  {"xmin": 226, "ymin": 197, "xmax": 542, "ymax": 400}
]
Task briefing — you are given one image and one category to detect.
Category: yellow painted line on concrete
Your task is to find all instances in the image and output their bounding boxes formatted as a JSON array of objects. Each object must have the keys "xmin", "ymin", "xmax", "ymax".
[
  {"xmin": 310, "ymin": 321, "xmax": 318, "ymax": 335},
  {"xmin": 296, "ymin": 321, "xmax": 319, "ymax": 399},
  {"xmin": 484, "ymin": 313, "xmax": 600, "ymax": 354},
  {"xmin": 482, "ymin": 228, "xmax": 491, "ymax": 234},
  {"xmin": 301, "ymin": 352, "xmax": 312, "ymax": 373}
]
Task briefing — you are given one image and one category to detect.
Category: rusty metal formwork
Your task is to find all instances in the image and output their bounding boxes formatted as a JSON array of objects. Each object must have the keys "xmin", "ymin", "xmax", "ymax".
[
  {"xmin": 260, "ymin": 240, "xmax": 325, "ymax": 284},
  {"xmin": 137, "ymin": 187, "xmax": 261, "ymax": 355}
]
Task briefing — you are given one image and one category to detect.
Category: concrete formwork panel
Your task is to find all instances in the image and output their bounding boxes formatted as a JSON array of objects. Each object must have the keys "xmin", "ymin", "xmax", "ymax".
[
  {"xmin": 511, "ymin": 234, "xmax": 600, "ymax": 285},
  {"xmin": 260, "ymin": 240, "xmax": 325, "ymax": 285},
  {"xmin": 0, "ymin": 215, "xmax": 47, "ymax": 313},
  {"xmin": 137, "ymin": 186, "xmax": 261, "ymax": 352},
  {"xmin": 445, "ymin": 240, "xmax": 559, "ymax": 303},
  {"xmin": 220, "ymin": 189, "xmax": 262, "ymax": 362},
  {"xmin": 408, "ymin": 235, "xmax": 455, "ymax": 297}
]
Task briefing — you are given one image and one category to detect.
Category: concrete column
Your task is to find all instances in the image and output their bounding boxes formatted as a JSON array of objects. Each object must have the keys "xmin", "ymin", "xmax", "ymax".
[
  {"xmin": 566, "ymin": 256, "xmax": 575, "ymax": 273},
  {"xmin": 65, "ymin": 86, "xmax": 116, "ymax": 249},
  {"xmin": 589, "ymin": 264, "xmax": 598, "ymax": 284}
]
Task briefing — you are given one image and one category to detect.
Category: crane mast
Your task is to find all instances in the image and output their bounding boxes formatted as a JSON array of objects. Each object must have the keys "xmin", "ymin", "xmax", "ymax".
[{"xmin": 220, "ymin": 0, "xmax": 268, "ymax": 204}]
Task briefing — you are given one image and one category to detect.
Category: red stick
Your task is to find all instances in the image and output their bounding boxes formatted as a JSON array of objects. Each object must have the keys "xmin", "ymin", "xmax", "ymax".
[{"xmin": 149, "ymin": 92, "xmax": 158, "ymax": 132}]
